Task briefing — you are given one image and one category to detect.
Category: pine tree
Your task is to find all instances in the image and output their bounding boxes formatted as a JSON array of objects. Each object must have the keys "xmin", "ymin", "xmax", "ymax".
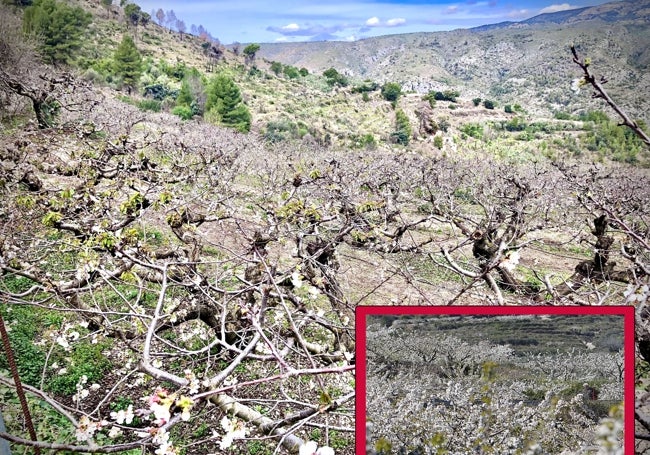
[
  {"xmin": 23, "ymin": 0, "xmax": 92, "ymax": 65},
  {"xmin": 391, "ymin": 108, "xmax": 412, "ymax": 145},
  {"xmin": 113, "ymin": 35, "xmax": 142, "ymax": 94},
  {"xmin": 205, "ymin": 74, "xmax": 251, "ymax": 133},
  {"xmin": 176, "ymin": 80, "xmax": 193, "ymax": 107}
]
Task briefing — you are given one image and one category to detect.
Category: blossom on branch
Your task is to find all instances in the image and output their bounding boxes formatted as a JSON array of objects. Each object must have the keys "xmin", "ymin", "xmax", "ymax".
[{"xmin": 299, "ymin": 440, "xmax": 335, "ymax": 455}]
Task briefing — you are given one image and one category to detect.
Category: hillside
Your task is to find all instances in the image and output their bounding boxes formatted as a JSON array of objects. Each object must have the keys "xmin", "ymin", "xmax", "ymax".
[{"xmin": 257, "ymin": 0, "xmax": 650, "ymax": 125}]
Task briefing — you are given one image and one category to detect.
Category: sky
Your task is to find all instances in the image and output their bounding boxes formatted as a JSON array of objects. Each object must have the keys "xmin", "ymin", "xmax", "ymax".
[{"xmin": 134, "ymin": 0, "xmax": 615, "ymax": 44}]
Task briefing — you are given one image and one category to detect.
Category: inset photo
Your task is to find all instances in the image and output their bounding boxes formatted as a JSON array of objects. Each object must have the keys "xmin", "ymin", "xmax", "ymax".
[{"xmin": 356, "ymin": 305, "xmax": 634, "ymax": 455}]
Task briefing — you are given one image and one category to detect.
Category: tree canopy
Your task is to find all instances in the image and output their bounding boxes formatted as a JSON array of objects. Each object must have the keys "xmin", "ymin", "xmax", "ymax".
[
  {"xmin": 205, "ymin": 74, "xmax": 251, "ymax": 132},
  {"xmin": 22, "ymin": 0, "xmax": 91, "ymax": 65},
  {"xmin": 381, "ymin": 82, "xmax": 402, "ymax": 102},
  {"xmin": 113, "ymin": 35, "xmax": 142, "ymax": 93}
]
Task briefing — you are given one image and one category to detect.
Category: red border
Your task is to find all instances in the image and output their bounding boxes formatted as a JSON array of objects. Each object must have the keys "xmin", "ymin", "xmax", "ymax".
[{"xmin": 355, "ymin": 305, "xmax": 635, "ymax": 455}]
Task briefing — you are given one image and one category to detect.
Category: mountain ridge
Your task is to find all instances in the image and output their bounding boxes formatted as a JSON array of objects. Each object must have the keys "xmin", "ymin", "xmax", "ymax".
[{"xmin": 255, "ymin": 0, "xmax": 650, "ymax": 123}]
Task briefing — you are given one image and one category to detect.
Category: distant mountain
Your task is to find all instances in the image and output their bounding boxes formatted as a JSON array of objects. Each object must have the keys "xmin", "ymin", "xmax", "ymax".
[
  {"xmin": 473, "ymin": 0, "xmax": 649, "ymax": 31},
  {"xmin": 257, "ymin": 0, "xmax": 650, "ymax": 123}
]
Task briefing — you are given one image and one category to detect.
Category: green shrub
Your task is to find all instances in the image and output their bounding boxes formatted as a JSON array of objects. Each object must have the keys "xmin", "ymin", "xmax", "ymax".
[
  {"xmin": 390, "ymin": 130, "xmax": 410, "ymax": 145},
  {"xmin": 283, "ymin": 65, "xmax": 300, "ymax": 79},
  {"xmin": 351, "ymin": 133, "xmax": 377, "ymax": 149},
  {"xmin": 483, "ymin": 99, "xmax": 496, "ymax": 109},
  {"xmin": 391, "ymin": 109, "xmax": 412, "ymax": 145},
  {"xmin": 264, "ymin": 119, "xmax": 298, "ymax": 143},
  {"xmin": 504, "ymin": 104, "xmax": 513, "ymax": 113},
  {"xmin": 579, "ymin": 114, "xmax": 647, "ymax": 163},
  {"xmin": 323, "ymin": 67, "xmax": 348, "ymax": 87},
  {"xmin": 423, "ymin": 92, "xmax": 437, "ymax": 108},
  {"xmin": 381, "ymin": 82, "xmax": 402, "ymax": 102},
  {"xmin": 433, "ymin": 90, "xmax": 459, "ymax": 102},
  {"xmin": 472, "ymin": 97, "xmax": 482, "ymax": 106},
  {"xmin": 554, "ymin": 111, "xmax": 573, "ymax": 120},
  {"xmin": 460, "ymin": 123, "xmax": 484, "ymax": 139},
  {"xmin": 172, "ymin": 105, "xmax": 193, "ymax": 120},
  {"xmin": 503, "ymin": 117, "xmax": 526, "ymax": 132},
  {"xmin": 433, "ymin": 135, "xmax": 443, "ymax": 149},
  {"xmin": 437, "ymin": 117, "xmax": 450, "ymax": 132},
  {"xmin": 143, "ymin": 83, "xmax": 179, "ymax": 101},
  {"xmin": 352, "ymin": 81, "xmax": 379, "ymax": 93},
  {"xmin": 82, "ymin": 68, "xmax": 104, "ymax": 84},
  {"xmin": 137, "ymin": 99, "xmax": 161, "ymax": 112},
  {"xmin": 270, "ymin": 61, "xmax": 283, "ymax": 76}
]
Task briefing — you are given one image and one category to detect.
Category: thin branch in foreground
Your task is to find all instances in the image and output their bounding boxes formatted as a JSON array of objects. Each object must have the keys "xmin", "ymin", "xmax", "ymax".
[{"xmin": 571, "ymin": 45, "xmax": 650, "ymax": 147}]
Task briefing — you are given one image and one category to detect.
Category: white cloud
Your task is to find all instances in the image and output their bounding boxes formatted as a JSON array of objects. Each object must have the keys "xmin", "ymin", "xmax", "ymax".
[
  {"xmin": 444, "ymin": 6, "xmax": 459, "ymax": 14},
  {"xmin": 282, "ymin": 23, "xmax": 301, "ymax": 31},
  {"xmin": 366, "ymin": 16, "xmax": 406, "ymax": 27},
  {"xmin": 385, "ymin": 18, "xmax": 406, "ymax": 26},
  {"xmin": 539, "ymin": 3, "xmax": 575, "ymax": 14},
  {"xmin": 366, "ymin": 16, "xmax": 381, "ymax": 26}
]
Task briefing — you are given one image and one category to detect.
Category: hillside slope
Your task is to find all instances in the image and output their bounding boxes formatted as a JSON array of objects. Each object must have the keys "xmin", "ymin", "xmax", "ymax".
[{"xmin": 257, "ymin": 0, "xmax": 650, "ymax": 123}]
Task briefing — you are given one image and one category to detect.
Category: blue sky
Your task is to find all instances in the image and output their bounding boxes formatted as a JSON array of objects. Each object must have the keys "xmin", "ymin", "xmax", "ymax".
[{"xmin": 135, "ymin": 0, "xmax": 614, "ymax": 44}]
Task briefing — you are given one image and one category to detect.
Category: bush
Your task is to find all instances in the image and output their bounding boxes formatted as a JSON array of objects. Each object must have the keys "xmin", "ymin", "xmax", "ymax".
[
  {"xmin": 351, "ymin": 133, "xmax": 377, "ymax": 149},
  {"xmin": 82, "ymin": 68, "xmax": 104, "ymax": 84},
  {"xmin": 437, "ymin": 117, "xmax": 450, "ymax": 132},
  {"xmin": 391, "ymin": 109, "xmax": 412, "ymax": 145},
  {"xmin": 390, "ymin": 130, "xmax": 410, "ymax": 145},
  {"xmin": 270, "ymin": 61, "xmax": 283, "ymax": 76},
  {"xmin": 554, "ymin": 111, "xmax": 573, "ymax": 120},
  {"xmin": 503, "ymin": 117, "xmax": 526, "ymax": 132},
  {"xmin": 137, "ymin": 99, "xmax": 161, "ymax": 112},
  {"xmin": 352, "ymin": 81, "xmax": 379, "ymax": 93},
  {"xmin": 264, "ymin": 119, "xmax": 298, "ymax": 143},
  {"xmin": 460, "ymin": 123, "xmax": 484, "ymax": 139},
  {"xmin": 172, "ymin": 105, "xmax": 193, "ymax": 120},
  {"xmin": 433, "ymin": 90, "xmax": 459, "ymax": 102},
  {"xmin": 423, "ymin": 92, "xmax": 437, "ymax": 108},
  {"xmin": 472, "ymin": 97, "xmax": 482, "ymax": 106},
  {"xmin": 283, "ymin": 65, "xmax": 300, "ymax": 79},
  {"xmin": 433, "ymin": 135, "xmax": 443, "ymax": 149},
  {"xmin": 483, "ymin": 99, "xmax": 496, "ymax": 109},
  {"xmin": 504, "ymin": 104, "xmax": 513, "ymax": 113},
  {"xmin": 381, "ymin": 82, "xmax": 402, "ymax": 102},
  {"xmin": 323, "ymin": 67, "xmax": 348, "ymax": 87},
  {"xmin": 143, "ymin": 83, "xmax": 178, "ymax": 101}
]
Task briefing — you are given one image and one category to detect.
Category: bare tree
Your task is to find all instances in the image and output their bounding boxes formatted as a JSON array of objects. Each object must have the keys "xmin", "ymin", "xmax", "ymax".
[
  {"xmin": 165, "ymin": 9, "xmax": 177, "ymax": 32},
  {"xmin": 155, "ymin": 8, "xmax": 165, "ymax": 27},
  {"xmin": 176, "ymin": 19, "xmax": 186, "ymax": 40}
]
